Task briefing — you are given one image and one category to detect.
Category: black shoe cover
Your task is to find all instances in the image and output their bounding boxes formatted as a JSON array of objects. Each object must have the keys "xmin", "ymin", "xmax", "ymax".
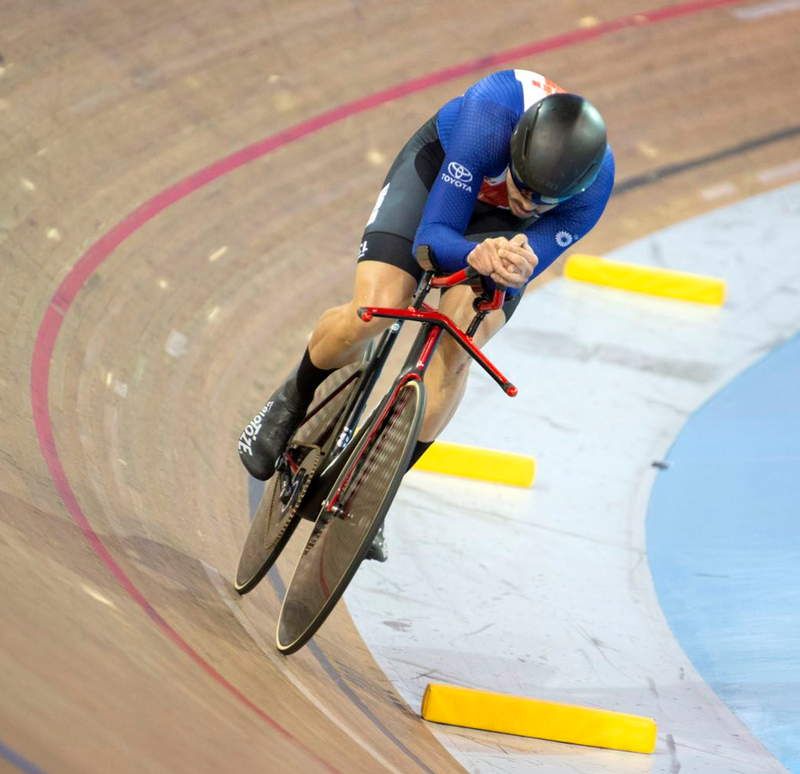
[{"xmin": 238, "ymin": 376, "xmax": 309, "ymax": 481}]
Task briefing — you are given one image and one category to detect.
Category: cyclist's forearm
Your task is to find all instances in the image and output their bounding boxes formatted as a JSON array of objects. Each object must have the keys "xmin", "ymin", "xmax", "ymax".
[{"xmin": 413, "ymin": 223, "xmax": 473, "ymax": 273}]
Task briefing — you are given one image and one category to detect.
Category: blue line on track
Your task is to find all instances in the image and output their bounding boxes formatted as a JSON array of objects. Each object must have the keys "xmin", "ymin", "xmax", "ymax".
[
  {"xmin": 0, "ymin": 740, "xmax": 49, "ymax": 774},
  {"xmin": 648, "ymin": 332, "xmax": 800, "ymax": 773}
]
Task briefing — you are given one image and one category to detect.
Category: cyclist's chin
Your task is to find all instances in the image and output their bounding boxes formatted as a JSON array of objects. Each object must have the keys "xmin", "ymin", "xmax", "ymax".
[{"xmin": 510, "ymin": 199, "xmax": 533, "ymax": 219}]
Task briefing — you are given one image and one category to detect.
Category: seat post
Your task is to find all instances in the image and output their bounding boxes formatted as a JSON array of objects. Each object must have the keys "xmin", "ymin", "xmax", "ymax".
[
  {"xmin": 465, "ymin": 309, "xmax": 487, "ymax": 339},
  {"xmin": 409, "ymin": 270, "xmax": 434, "ymax": 310}
]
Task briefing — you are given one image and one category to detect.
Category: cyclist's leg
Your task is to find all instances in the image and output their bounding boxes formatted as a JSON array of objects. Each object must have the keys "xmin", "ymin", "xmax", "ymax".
[
  {"xmin": 418, "ymin": 284, "xmax": 515, "ymax": 441},
  {"xmin": 312, "ymin": 112, "xmax": 443, "ymax": 372},
  {"xmin": 240, "ymin": 115, "xmax": 440, "ymax": 480},
  {"xmin": 239, "ymin": 118, "xmax": 444, "ymax": 480},
  {"xmin": 309, "ymin": 115, "xmax": 443, "ymax": 370},
  {"xmin": 308, "ymin": 259, "xmax": 416, "ymax": 371},
  {"xmin": 272, "ymin": 113, "xmax": 438, "ymax": 389},
  {"xmin": 239, "ymin": 258, "xmax": 417, "ymax": 481},
  {"xmin": 419, "ymin": 220, "xmax": 525, "ymax": 443}
]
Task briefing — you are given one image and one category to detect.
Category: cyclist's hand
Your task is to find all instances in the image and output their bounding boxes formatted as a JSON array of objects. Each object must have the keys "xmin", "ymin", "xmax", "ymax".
[
  {"xmin": 466, "ymin": 237, "xmax": 505, "ymax": 277},
  {"xmin": 491, "ymin": 234, "xmax": 537, "ymax": 289}
]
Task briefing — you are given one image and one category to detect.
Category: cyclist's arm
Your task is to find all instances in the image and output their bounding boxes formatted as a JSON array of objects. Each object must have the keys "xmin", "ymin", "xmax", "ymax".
[{"xmin": 413, "ymin": 98, "xmax": 517, "ymax": 272}]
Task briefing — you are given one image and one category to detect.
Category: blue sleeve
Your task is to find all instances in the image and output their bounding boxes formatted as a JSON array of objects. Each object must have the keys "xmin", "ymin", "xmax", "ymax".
[
  {"xmin": 413, "ymin": 96, "xmax": 517, "ymax": 272},
  {"xmin": 524, "ymin": 146, "xmax": 615, "ymax": 283}
]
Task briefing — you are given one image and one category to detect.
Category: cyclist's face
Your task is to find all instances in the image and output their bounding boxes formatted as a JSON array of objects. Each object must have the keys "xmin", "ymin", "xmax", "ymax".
[{"xmin": 505, "ymin": 170, "xmax": 557, "ymax": 219}]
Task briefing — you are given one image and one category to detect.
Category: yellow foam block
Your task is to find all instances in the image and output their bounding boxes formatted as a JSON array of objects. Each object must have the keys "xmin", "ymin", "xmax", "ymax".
[
  {"xmin": 421, "ymin": 683, "xmax": 656, "ymax": 754},
  {"xmin": 413, "ymin": 441, "xmax": 535, "ymax": 488},
  {"xmin": 565, "ymin": 254, "xmax": 726, "ymax": 305}
]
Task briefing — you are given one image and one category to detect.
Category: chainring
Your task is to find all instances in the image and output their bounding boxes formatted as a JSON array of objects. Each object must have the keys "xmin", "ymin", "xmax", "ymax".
[{"xmin": 264, "ymin": 443, "xmax": 321, "ymax": 550}]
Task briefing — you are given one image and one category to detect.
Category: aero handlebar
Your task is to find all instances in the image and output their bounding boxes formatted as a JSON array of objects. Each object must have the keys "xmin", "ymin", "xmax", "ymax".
[
  {"xmin": 357, "ymin": 265, "xmax": 517, "ymax": 397},
  {"xmin": 429, "ymin": 266, "xmax": 507, "ymax": 312}
]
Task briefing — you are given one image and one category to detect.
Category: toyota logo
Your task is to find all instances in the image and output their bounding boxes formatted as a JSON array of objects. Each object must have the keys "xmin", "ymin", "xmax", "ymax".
[{"xmin": 447, "ymin": 162, "xmax": 473, "ymax": 182}]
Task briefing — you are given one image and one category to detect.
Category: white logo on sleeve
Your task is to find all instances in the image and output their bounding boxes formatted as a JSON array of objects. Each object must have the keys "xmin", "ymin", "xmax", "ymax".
[
  {"xmin": 447, "ymin": 162, "xmax": 473, "ymax": 182},
  {"xmin": 555, "ymin": 231, "xmax": 577, "ymax": 247},
  {"xmin": 441, "ymin": 161, "xmax": 474, "ymax": 192}
]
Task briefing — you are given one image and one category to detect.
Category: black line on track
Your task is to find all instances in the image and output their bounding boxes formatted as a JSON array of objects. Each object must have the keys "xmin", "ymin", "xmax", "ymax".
[
  {"xmin": 248, "ymin": 477, "xmax": 438, "ymax": 774},
  {"xmin": 613, "ymin": 123, "xmax": 800, "ymax": 195}
]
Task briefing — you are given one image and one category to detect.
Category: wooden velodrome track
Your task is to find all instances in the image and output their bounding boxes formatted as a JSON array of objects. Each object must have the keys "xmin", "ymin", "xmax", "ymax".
[{"xmin": 2, "ymin": 1, "xmax": 800, "ymax": 772}]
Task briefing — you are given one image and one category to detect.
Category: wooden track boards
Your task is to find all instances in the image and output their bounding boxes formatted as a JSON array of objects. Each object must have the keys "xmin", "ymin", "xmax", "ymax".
[{"xmin": 2, "ymin": 1, "xmax": 800, "ymax": 771}]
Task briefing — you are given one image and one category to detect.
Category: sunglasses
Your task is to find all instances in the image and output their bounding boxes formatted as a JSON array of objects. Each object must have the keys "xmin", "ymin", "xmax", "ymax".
[{"xmin": 509, "ymin": 165, "xmax": 571, "ymax": 206}]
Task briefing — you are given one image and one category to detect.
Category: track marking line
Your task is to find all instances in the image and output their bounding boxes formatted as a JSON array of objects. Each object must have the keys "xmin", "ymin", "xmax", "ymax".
[
  {"xmin": 757, "ymin": 158, "xmax": 800, "ymax": 185},
  {"xmin": 201, "ymin": 562, "xmax": 405, "ymax": 774},
  {"xmin": 700, "ymin": 181, "xmax": 738, "ymax": 201},
  {"xmin": 208, "ymin": 245, "xmax": 228, "ymax": 262},
  {"xmin": 81, "ymin": 584, "xmax": 118, "ymax": 609},
  {"xmin": 0, "ymin": 739, "xmax": 49, "ymax": 774},
  {"xmin": 733, "ymin": 0, "xmax": 800, "ymax": 19}
]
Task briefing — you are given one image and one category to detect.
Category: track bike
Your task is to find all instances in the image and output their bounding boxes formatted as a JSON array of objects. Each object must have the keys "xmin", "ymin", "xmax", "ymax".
[{"xmin": 234, "ymin": 247, "xmax": 518, "ymax": 654}]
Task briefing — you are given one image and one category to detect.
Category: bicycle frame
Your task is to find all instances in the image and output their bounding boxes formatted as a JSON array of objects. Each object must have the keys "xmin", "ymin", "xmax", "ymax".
[
  {"xmin": 324, "ymin": 260, "xmax": 517, "ymax": 513},
  {"xmin": 268, "ymin": 254, "xmax": 523, "ymax": 649},
  {"xmin": 327, "ymin": 263, "xmax": 517, "ymax": 462},
  {"xmin": 318, "ymin": 260, "xmax": 518, "ymax": 515},
  {"xmin": 359, "ymin": 266, "xmax": 518, "ymax": 396}
]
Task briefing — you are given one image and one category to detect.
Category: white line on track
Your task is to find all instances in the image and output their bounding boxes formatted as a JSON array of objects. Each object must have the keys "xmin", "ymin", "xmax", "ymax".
[
  {"xmin": 201, "ymin": 561, "xmax": 406, "ymax": 774},
  {"xmin": 757, "ymin": 158, "xmax": 800, "ymax": 185},
  {"xmin": 733, "ymin": 0, "xmax": 800, "ymax": 19},
  {"xmin": 700, "ymin": 181, "xmax": 738, "ymax": 201}
]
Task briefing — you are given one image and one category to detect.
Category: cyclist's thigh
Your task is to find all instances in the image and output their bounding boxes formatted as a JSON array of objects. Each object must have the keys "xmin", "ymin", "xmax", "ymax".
[{"xmin": 352, "ymin": 259, "xmax": 417, "ymax": 309}]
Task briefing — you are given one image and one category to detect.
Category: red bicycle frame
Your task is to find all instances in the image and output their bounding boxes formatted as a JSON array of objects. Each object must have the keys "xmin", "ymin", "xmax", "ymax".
[
  {"xmin": 323, "ymin": 262, "xmax": 517, "ymax": 515},
  {"xmin": 357, "ymin": 266, "xmax": 518, "ymax": 397}
]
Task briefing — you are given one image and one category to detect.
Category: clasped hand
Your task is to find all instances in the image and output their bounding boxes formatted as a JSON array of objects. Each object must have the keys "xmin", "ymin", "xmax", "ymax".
[{"xmin": 466, "ymin": 234, "xmax": 537, "ymax": 289}]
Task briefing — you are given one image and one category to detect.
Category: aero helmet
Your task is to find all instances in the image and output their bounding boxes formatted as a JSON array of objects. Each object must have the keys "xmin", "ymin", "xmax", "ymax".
[{"xmin": 509, "ymin": 93, "xmax": 607, "ymax": 204}]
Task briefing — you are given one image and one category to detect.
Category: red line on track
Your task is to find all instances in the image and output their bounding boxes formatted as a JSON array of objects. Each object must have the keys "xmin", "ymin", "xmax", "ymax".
[{"xmin": 29, "ymin": 0, "xmax": 746, "ymax": 767}]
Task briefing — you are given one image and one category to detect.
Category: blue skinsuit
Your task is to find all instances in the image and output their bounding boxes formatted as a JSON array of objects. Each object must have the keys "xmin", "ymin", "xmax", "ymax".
[{"xmin": 412, "ymin": 70, "xmax": 615, "ymax": 296}]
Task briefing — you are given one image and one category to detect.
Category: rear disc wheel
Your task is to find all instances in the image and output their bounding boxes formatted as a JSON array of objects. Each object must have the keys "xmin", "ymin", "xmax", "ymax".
[{"xmin": 233, "ymin": 361, "xmax": 365, "ymax": 594}]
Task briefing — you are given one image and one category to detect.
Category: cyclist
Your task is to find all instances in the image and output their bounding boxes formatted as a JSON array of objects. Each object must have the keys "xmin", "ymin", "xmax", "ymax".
[{"xmin": 239, "ymin": 69, "xmax": 614, "ymax": 559}]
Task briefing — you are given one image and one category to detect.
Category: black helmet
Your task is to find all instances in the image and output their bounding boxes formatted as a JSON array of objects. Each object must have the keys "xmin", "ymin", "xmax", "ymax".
[{"xmin": 509, "ymin": 93, "xmax": 607, "ymax": 202}]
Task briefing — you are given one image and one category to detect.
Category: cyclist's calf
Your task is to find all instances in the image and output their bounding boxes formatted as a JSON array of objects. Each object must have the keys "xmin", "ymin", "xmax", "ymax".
[{"xmin": 419, "ymin": 284, "xmax": 506, "ymax": 440}]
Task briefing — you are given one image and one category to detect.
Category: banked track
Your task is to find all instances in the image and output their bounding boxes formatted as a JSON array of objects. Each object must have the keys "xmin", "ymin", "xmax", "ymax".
[{"xmin": 3, "ymin": 1, "xmax": 800, "ymax": 772}]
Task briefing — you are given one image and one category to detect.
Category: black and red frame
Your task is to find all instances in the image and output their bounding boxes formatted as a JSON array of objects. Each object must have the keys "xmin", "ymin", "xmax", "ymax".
[
  {"xmin": 358, "ymin": 265, "xmax": 517, "ymax": 397},
  {"xmin": 318, "ymin": 252, "xmax": 518, "ymax": 513}
]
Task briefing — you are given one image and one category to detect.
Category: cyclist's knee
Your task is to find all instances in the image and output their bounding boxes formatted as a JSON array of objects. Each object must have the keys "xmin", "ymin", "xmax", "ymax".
[
  {"xmin": 343, "ymin": 300, "xmax": 393, "ymax": 341},
  {"xmin": 340, "ymin": 260, "xmax": 415, "ymax": 343},
  {"xmin": 353, "ymin": 259, "xmax": 416, "ymax": 307}
]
